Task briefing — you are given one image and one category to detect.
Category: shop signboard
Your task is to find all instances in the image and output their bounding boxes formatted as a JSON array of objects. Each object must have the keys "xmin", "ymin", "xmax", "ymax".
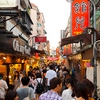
[
  {"xmin": 35, "ymin": 36, "xmax": 47, "ymax": 42},
  {"xmin": 13, "ymin": 39, "xmax": 31, "ymax": 55},
  {"xmin": 71, "ymin": 0, "xmax": 90, "ymax": 36}
]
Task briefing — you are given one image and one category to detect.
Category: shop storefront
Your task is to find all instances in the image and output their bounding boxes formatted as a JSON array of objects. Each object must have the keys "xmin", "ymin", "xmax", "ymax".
[
  {"xmin": 81, "ymin": 48, "xmax": 94, "ymax": 82},
  {"xmin": 67, "ymin": 47, "xmax": 94, "ymax": 82},
  {"xmin": 0, "ymin": 34, "xmax": 31, "ymax": 85},
  {"xmin": 68, "ymin": 54, "xmax": 82, "ymax": 81},
  {"xmin": 61, "ymin": 27, "xmax": 100, "ymax": 82},
  {"xmin": 0, "ymin": 33, "xmax": 46, "ymax": 85}
]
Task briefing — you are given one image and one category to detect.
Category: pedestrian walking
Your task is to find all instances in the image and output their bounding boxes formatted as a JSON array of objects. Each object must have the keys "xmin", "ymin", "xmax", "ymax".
[
  {"xmin": 0, "ymin": 73, "xmax": 8, "ymax": 100},
  {"xmin": 42, "ymin": 69, "xmax": 47, "ymax": 92},
  {"xmin": 16, "ymin": 76, "xmax": 35, "ymax": 100},
  {"xmin": 45, "ymin": 64, "xmax": 57, "ymax": 90},
  {"xmin": 39, "ymin": 77, "xmax": 62, "ymax": 100},
  {"xmin": 81, "ymin": 78, "xmax": 95, "ymax": 100},
  {"xmin": 13, "ymin": 71, "xmax": 20, "ymax": 91},
  {"xmin": 5, "ymin": 89, "xmax": 19, "ymax": 100},
  {"xmin": 62, "ymin": 78, "xmax": 77, "ymax": 100},
  {"xmin": 73, "ymin": 83, "xmax": 89, "ymax": 100},
  {"xmin": 28, "ymin": 66, "xmax": 33, "ymax": 77},
  {"xmin": 34, "ymin": 72, "xmax": 44, "ymax": 100}
]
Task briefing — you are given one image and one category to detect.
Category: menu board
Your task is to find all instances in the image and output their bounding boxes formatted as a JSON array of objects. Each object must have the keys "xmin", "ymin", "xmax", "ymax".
[{"xmin": 86, "ymin": 67, "xmax": 94, "ymax": 83}]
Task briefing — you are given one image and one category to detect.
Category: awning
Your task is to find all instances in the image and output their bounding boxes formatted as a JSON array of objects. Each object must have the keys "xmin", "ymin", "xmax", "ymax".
[
  {"xmin": 61, "ymin": 33, "xmax": 91, "ymax": 47},
  {"xmin": 31, "ymin": 48, "xmax": 45, "ymax": 54},
  {"xmin": 61, "ymin": 27, "xmax": 100, "ymax": 47}
]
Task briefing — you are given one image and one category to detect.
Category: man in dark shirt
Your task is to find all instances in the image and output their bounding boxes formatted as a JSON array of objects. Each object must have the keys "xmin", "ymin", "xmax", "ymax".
[{"xmin": 28, "ymin": 66, "xmax": 32, "ymax": 76}]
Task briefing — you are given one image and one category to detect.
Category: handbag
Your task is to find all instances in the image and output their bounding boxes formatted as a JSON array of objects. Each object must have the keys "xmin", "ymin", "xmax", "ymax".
[{"xmin": 23, "ymin": 88, "xmax": 30, "ymax": 100}]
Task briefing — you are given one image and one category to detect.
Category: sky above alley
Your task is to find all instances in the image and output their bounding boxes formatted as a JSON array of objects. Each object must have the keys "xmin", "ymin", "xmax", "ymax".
[{"xmin": 30, "ymin": 0, "xmax": 71, "ymax": 49}]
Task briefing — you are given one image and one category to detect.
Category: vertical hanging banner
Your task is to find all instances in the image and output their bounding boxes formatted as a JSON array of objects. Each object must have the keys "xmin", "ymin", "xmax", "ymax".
[
  {"xmin": 63, "ymin": 45, "xmax": 72, "ymax": 56},
  {"xmin": 71, "ymin": 0, "xmax": 90, "ymax": 36}
]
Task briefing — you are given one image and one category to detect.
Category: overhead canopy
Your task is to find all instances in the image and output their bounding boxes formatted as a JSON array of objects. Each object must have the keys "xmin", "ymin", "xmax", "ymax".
[
  {"xmin": 61, "ymin": 33, "xmax": 91, "ymax": 47},
  {"xmin": 61, "ymin": 27, "xmax": 100, "ymax": 47},
  {"xmin": 31, "ymin": 48, "xmax": 45, "ymax": 54}
]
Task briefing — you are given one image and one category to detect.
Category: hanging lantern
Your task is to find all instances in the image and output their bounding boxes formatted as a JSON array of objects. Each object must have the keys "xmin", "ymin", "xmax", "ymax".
[{"xmin": 35, "ymin": 53, "xmax": 39, "ymax": 58}]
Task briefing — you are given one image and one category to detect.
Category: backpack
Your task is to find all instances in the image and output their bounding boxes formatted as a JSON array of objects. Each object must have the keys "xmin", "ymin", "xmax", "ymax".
[{"xmin": 35, "ymin": 79, "xmax": 44, "ymax": 94}]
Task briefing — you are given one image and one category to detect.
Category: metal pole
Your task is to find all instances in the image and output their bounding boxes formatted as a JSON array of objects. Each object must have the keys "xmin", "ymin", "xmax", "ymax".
[
  {"xmin": 90, "ymin": 0, "xmax": 96, "ymax": 28},
  {"xmin": 90, "ymin": 0, "xmax": 97, "ymax": 99}
]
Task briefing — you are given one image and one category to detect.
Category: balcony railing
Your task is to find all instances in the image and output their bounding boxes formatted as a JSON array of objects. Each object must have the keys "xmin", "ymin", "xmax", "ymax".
[
  {"xmin": 20, "ymin": 0, "xmax": 32, "ymax": 9},
  {"xmin": 19, "ymin": 11, "xmax": 33, "ymax": 35},
  {"xmin": 0, "ymin": 16, "xmax": 6, "ymax": 29}
]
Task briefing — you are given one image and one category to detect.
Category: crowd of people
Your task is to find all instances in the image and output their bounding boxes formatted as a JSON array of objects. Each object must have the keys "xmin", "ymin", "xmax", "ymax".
[{"xmin": 0, "ymin": 62, "xmax": 95, "ymax": 100}]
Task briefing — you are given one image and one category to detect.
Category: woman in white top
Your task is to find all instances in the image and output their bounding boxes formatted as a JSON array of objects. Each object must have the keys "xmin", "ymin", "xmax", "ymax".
[{"xmin": 62, "ymin": 78, "xmax": 76, "ymax": 100}]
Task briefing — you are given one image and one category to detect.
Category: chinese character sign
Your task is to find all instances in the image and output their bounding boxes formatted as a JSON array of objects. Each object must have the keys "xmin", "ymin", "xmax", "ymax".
[{"xmin": 71, "ymin": 0, "xmax": 90, "ymax": 36}]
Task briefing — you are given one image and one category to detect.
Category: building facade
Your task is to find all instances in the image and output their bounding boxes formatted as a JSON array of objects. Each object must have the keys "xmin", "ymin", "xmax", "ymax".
[{"xmin": 0, "ymin": 0, "xmax": 34, "ymax": 85}]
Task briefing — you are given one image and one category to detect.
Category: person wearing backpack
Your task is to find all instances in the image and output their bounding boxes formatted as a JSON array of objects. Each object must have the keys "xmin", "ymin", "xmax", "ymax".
[{"xmin": 33, "ymin": 72, "xmax": 44, "ymax": 100}]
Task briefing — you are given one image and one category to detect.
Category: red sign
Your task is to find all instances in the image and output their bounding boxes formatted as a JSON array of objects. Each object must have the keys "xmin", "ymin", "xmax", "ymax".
[
  {"xmin": 63, "ymin": 45, "xmax": 72, "ymax": 55},
  {"xmin": 71, "ymin": 0, "xmax": 90, "ymax": 36},
  {"xmin": 35, "ymin": 36, "xmax": 47, "ymax": 42},
  {"xmin": 67, "ymin": 44, "xmax": 72, "ymax": 55}
]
